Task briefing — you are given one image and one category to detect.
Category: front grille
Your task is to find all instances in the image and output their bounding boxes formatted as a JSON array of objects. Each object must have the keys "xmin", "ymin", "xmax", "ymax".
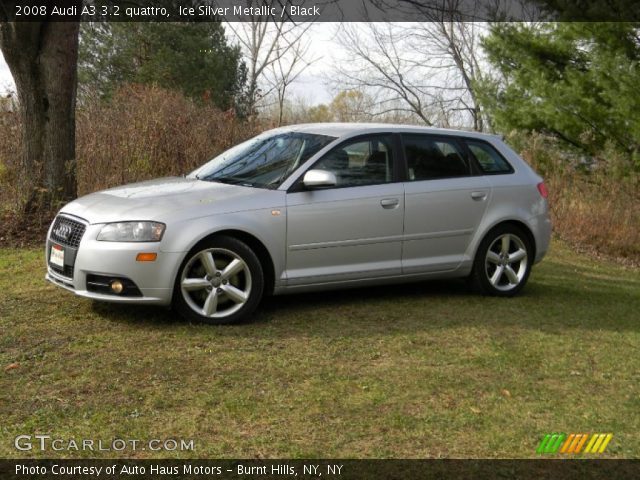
[
  {"xmin": 50, "ymin": 264, "xmax": 74, "ymax": 279},
  {"xmin": 50, "ymin": 215, "xmax": 86, "ymax": 248}
]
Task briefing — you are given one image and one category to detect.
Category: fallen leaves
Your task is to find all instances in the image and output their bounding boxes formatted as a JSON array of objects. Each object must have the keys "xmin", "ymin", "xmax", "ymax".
[{"xmin": 4, "ymin": 362, "xmax": 19, "ymax": 372}]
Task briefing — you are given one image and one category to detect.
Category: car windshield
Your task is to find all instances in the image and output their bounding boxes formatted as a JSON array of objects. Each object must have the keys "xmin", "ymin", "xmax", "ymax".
[{"xmin": 189, "ymin": 131, "xmax": 336, "ymax": 188}]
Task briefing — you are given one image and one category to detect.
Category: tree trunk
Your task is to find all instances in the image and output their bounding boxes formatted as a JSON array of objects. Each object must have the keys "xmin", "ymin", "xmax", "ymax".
[
  {"xmin": 0, "ymin": 21, "xmax": 80, "ymax": 211},
  {"xmin": 277, "ymin": 87, "xmax": 285, "ymax": 126}
]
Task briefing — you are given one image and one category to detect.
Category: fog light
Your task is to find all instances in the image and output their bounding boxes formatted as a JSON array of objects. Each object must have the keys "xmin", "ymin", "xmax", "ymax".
[{"xmin": 110, "ymin": 280, "xmax": 124, "ymax": 294}]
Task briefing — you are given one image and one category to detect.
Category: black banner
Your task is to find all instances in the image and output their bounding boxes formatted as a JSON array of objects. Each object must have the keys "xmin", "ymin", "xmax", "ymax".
[
  {"xmin": 1, "ymin": 460, "xmax": 640, "ymax": 480},
  {"xmin": 1, "ymin": 0, "xmax": 640, "ymax": 22}
]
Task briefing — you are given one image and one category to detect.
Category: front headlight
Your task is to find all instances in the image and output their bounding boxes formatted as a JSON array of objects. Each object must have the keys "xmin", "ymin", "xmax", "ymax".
[{"xmin": 97, "ymin": 222, "xmax": 166, "ymax": 242}]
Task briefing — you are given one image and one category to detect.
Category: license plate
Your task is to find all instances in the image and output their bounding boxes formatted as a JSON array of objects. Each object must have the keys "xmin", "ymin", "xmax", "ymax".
[{"xmin": 50, "ymin": 244, "xmax": 64, "ymax": 268}]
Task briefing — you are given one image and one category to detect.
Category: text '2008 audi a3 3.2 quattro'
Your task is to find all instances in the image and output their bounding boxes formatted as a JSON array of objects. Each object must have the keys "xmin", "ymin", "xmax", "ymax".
[{"xmin": 46, "ymin": 123, "xmax": 551, "ymax": 324}]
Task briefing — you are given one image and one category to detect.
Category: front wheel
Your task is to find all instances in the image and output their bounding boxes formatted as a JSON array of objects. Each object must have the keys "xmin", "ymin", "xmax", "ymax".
[
  {"xmin": 173, "ymin": 236, "xmax": 264, "ymax": 324},
  {"xmin": 469, "ymin": 225, "xmax": 533, "ymax": 296}
]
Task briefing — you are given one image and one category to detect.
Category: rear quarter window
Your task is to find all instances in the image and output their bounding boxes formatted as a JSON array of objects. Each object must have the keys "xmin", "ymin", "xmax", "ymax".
[{"xmin": 466, "ymin": 140, "xmax": 514, "ymax": 174}]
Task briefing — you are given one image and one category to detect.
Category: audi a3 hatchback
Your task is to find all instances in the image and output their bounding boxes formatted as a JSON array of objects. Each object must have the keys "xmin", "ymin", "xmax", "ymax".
[{"xmin": 45, "ymin": 123, "xmax": 551, "ymax": 324}]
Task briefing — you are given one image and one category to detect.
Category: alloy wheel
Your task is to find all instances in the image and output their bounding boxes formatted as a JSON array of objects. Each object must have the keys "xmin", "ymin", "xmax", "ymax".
[
  {"xmin": 484, "ymin": 233, "xmax": 528, "ymax": 292},
  {"xmin": 180, "ymin": 248, "xmax": 252, "ymax": 319}
]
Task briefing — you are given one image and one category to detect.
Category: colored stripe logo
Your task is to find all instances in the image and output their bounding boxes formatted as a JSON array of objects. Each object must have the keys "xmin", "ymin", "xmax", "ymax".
[{"xmin": 536, "ymin": 433, "xmax": 613, "ymax": 454}]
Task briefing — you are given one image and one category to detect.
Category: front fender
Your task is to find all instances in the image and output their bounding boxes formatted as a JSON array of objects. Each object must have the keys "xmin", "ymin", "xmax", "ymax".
[{"xmin": 159, "ymin": 207, "xmax": 287, "ymax": 288}]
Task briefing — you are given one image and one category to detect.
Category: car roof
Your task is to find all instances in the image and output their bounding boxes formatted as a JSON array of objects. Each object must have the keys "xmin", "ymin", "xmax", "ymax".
[{"xmin": 271, "ymin": 122, "xmax": 502, "ymax": 141}]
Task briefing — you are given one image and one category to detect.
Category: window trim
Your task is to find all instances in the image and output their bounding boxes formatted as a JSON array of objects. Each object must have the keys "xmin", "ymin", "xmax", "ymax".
[
  {"xmin": 287, "ymin": 132, "xmax": 402, "ymax": 193},
  {"xmin": 399, "ymin": 133, "xmax": 478, "ymax": 182}
]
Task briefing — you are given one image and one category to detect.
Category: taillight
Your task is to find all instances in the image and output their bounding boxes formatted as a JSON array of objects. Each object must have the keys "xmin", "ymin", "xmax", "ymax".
[{"xmin": 537, "ymin": 181, "xmax": 548, "ymax": 199}]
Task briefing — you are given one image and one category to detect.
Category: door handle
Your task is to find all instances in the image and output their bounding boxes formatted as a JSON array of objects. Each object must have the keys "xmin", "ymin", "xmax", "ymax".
[
  {"xmin": 471, "ymin": 191, "xmax": 487, "ymax": 201},
  {"xmin": 380, "ymin": 198, "xmax": 400, "ymax": 209}
]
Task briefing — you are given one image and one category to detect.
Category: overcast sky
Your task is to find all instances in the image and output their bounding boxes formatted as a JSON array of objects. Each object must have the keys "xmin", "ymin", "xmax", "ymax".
[
  {"xmin": 265, "ymin": 22, "xmax": 341, "ymax": 105},
  {"xmin": 0, "ymin": 23, "xmax": 344, "ymax": 105},
  {"xmin": 0, "ymin": 52, "xmax": 15, "ymax": 94}
]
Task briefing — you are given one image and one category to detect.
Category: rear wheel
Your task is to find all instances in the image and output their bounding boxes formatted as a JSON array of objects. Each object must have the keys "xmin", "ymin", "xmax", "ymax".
[
  {"xmin": 470, "ymin": 225, "xmax": 532, "ymax": 296},
  {"xmin": 173, "ymin": 236, "xmax": 264, "ymax": 324}
]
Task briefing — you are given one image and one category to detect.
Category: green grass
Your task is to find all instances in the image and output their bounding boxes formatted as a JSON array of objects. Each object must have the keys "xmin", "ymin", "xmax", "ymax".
[{"xmin": 1, "ymin": 239, "xmax": 639, "ymax": 458}]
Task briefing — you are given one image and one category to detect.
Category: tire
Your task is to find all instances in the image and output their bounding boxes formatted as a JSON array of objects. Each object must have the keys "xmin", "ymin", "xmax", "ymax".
[
  {"xmin": 469, "ymin": 224, "xmax": 533, "ymax": 297},
  {"xmin": 173, "ymin": 236, "xmax": 264, "ymax": 324}
]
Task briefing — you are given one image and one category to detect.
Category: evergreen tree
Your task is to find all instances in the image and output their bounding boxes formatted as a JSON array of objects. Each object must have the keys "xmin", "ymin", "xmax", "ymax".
[
  {"xmin": 79, "ymin": 22, "xmax": 247, "ymax": 111},
  {"xmin": 477, "ymin": 22, "xmax": 640, "ymax": 167}
]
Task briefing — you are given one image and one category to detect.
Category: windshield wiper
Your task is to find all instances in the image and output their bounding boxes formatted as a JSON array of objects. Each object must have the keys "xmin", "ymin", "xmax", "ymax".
[{"xmin": 203, "ymin": 176, "xmax": 264, "ymax": 188}]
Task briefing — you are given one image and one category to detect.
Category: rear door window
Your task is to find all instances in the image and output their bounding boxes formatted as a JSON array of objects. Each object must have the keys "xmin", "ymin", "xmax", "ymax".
[{"xmin": 402, "ymin": 134, "xmax": 470, "ymax": 181}]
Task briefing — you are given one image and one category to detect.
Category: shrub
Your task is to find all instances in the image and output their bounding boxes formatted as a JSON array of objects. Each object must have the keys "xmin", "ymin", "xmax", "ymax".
[
  {"xmin": 76, "ymin": 84, "xmax": 263, "ymax": 195},
  {"xmin": 510, "ymin": 131, "xmax": 640, "ymax": 262},
  {"xmin": 0, "ymin": 85, "xmax": 265, "ymax": 245}
]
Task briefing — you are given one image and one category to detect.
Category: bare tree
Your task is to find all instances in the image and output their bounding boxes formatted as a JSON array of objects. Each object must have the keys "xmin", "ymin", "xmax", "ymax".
[
  {"xmin": 331, "ymin": 3, "xmax": 489, "ymax": 130},
  {"xmin": 333, "ymin": 23, "xmax": 439, "ymax": 125},
  {"xmin": 0, "ymin": 13, "xmax": 81, "ymax": 210},
  {"xmin": 329, "ymin": 90, "xmax": 376, "ymax": 122},
  {"xmin": 408, "ymin": 4, "xmax": 489, "ymax": 130},
  {"xmin": 227, "ymin": 3, "xmax": 315, "ymax": 117},
  {"xmin": 264, "ymin": 29, "xmax": 318, "ymax": 126}
]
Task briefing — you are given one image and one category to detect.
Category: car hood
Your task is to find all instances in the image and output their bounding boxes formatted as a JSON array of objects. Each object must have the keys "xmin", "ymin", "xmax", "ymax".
[{"xmin": 60, "ymin": 177, "xmax": 283, "ymax": 224}]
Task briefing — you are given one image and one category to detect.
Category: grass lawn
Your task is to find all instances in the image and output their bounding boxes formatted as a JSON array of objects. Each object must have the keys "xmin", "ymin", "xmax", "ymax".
[{"xmin": 1, "ymin": 238, "xmax": 639, "ymax": 459}]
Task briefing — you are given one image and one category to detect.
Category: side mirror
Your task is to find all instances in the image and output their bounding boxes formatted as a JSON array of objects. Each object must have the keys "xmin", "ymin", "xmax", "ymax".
[{"xmin": 303, "ymin": 169, "xmax": 337, "ymax": 189}]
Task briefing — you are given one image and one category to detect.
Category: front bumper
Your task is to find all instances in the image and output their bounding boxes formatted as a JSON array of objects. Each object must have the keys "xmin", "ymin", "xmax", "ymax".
[
  {"xmin": 45, "ymin": 270, "xmax": 172, "ymax": 304},
  {"xmin": 45, "ymin": 219, "xmax": 183, "ymax": 306}
]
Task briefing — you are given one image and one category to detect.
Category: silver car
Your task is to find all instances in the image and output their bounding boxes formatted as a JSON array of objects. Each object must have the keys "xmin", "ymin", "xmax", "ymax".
[{"xmin": 45, "ymin": 123, "xmax": 551, "ymax": 324}]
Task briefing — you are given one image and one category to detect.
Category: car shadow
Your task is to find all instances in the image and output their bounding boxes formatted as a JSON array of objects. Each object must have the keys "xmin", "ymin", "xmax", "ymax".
[
  {"xmin": 259, "ymin": 277, "xmax": 470, "ymax": 313},
  {"xmin": 90, "ymin": 277, "xmax": 470, "ymax": 328},
  {"xmin": 90, "ymin": 261, "xmax": 640, "ymax": 337}
]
